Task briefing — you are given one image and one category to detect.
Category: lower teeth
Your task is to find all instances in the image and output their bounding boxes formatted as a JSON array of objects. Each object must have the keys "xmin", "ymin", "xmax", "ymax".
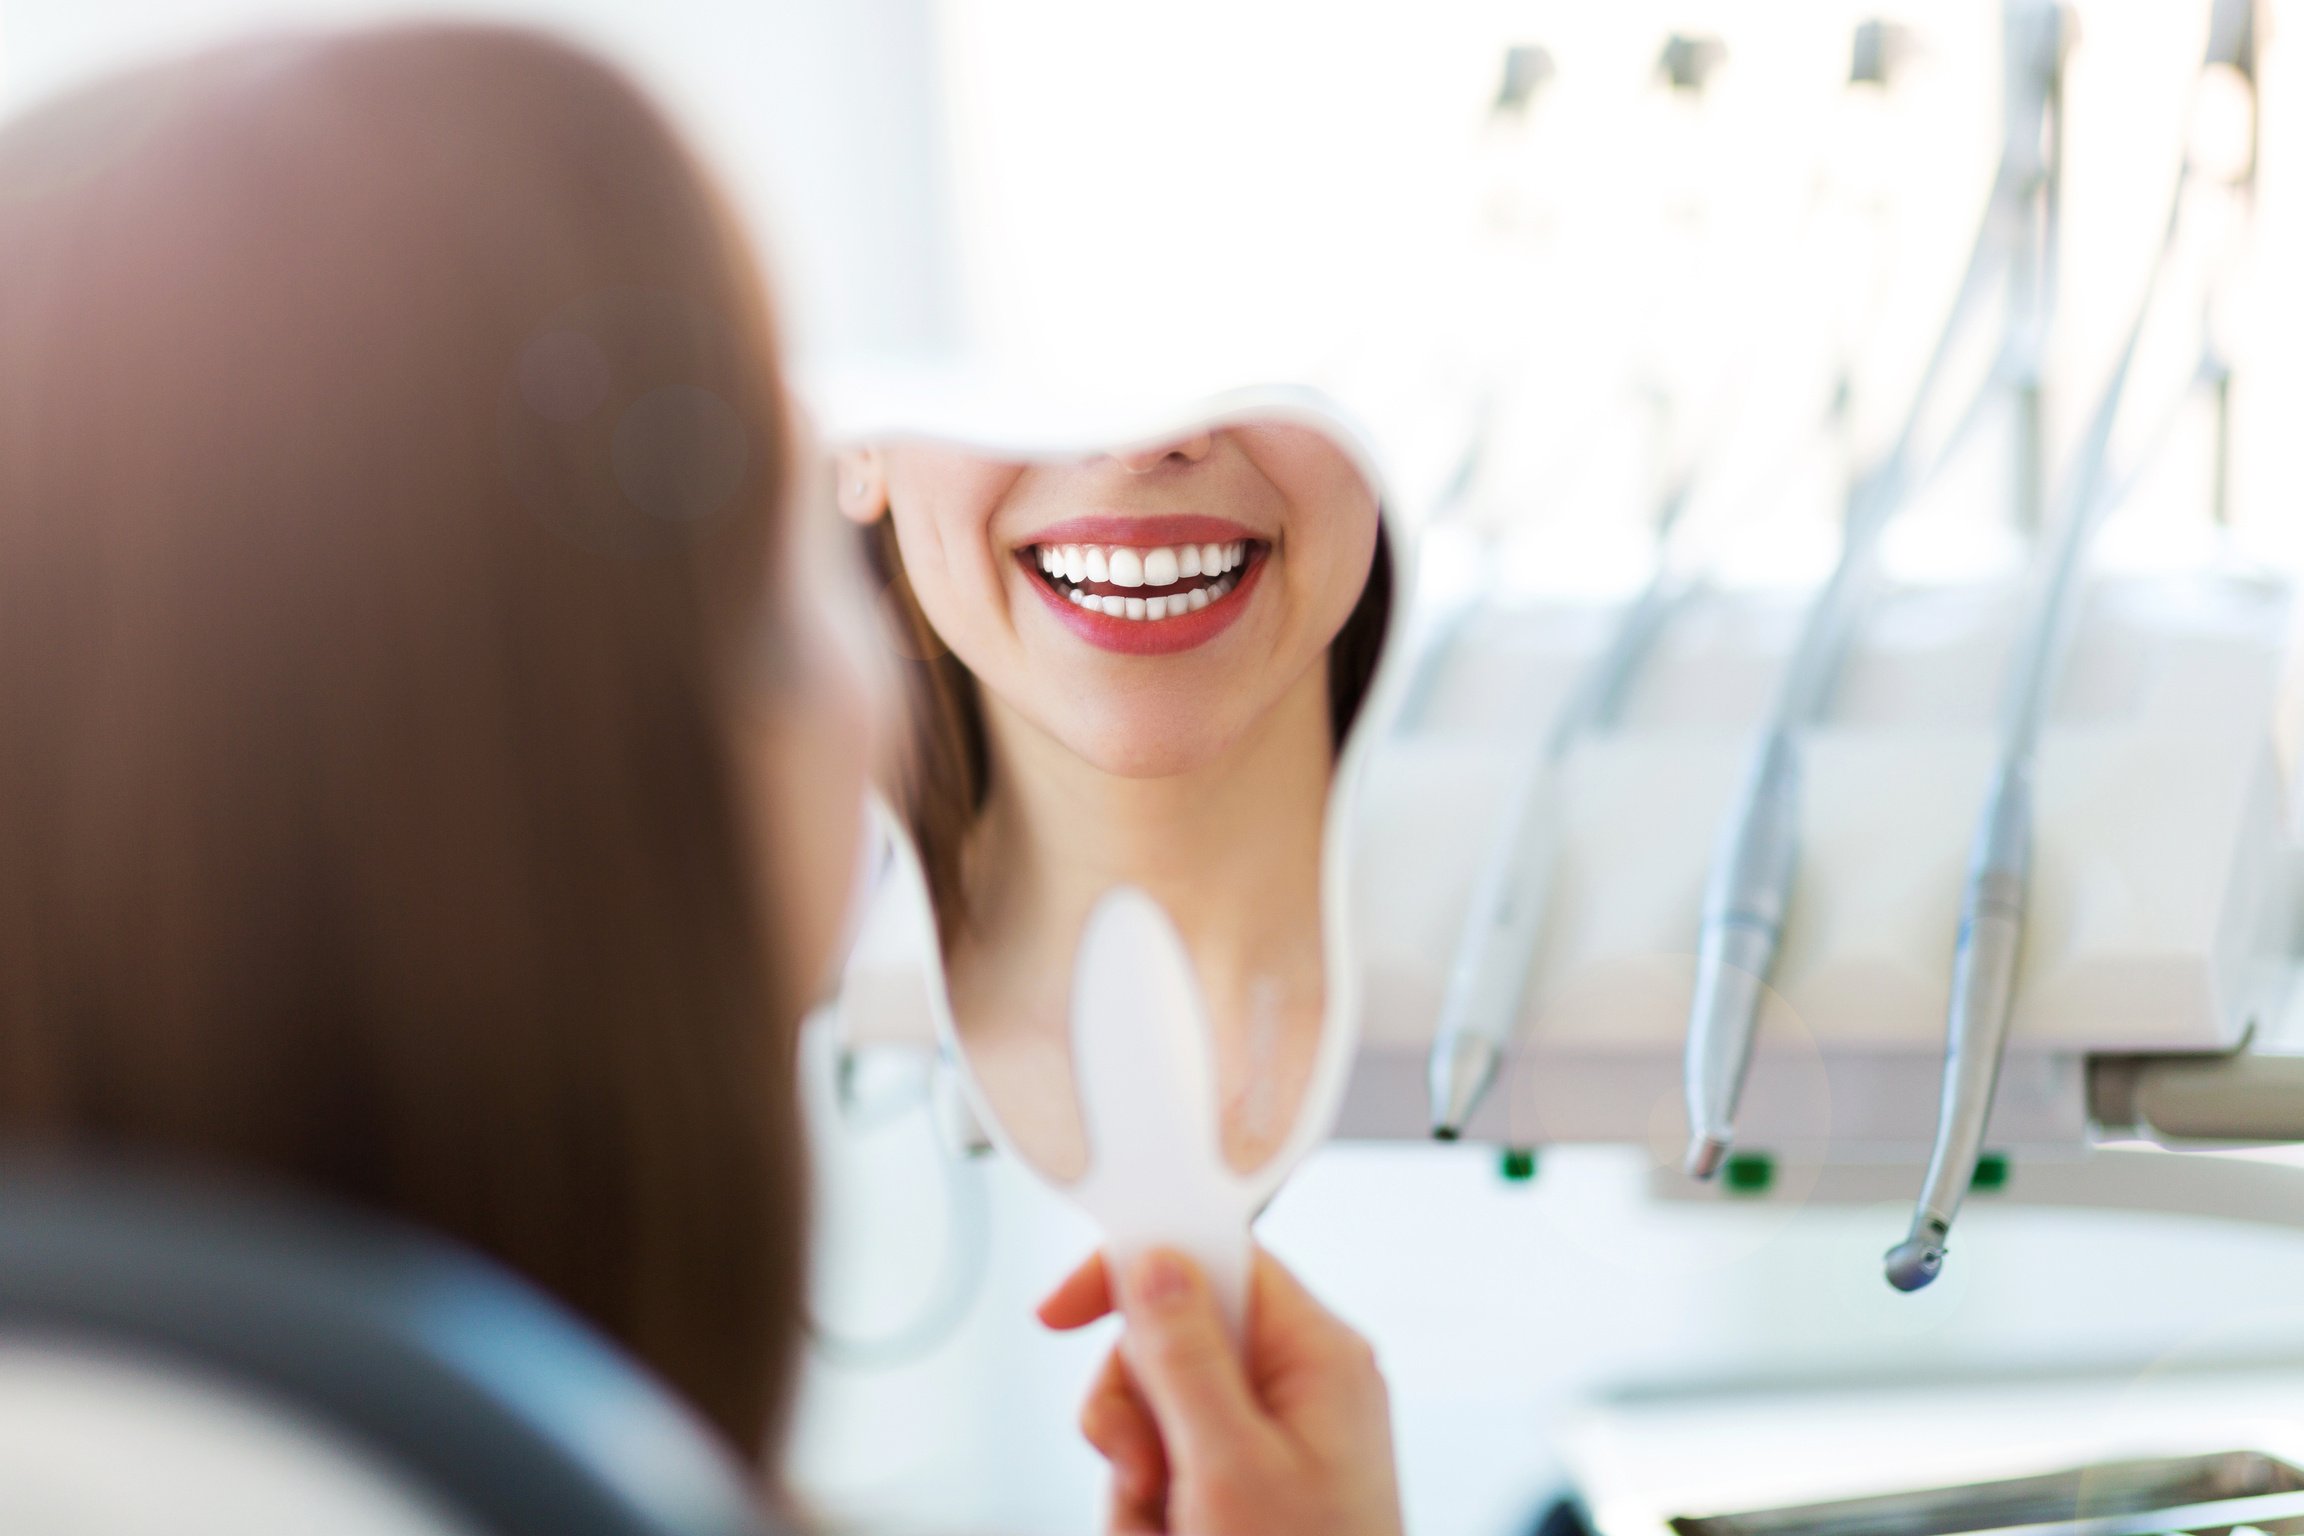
[{"xmin": 1064, "ymin": 575, "xmax": 1234, "ymax": 619}]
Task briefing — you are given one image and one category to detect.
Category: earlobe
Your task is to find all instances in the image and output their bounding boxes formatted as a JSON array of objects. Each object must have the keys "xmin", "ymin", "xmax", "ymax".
[{"xmin": 833, "ymin": 447, "xmax": 889, "ymax": 524}]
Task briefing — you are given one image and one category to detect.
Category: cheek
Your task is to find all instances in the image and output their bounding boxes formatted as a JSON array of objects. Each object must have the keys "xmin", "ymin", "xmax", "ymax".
[
  {"xmin": 1292, "ymin": 504, "xmax": 1382, "ymax": 643},
  {"xmin": 882, "ymin": 454, "xmax": 1017, "ymax": 611},
  {"xmin": 887, "ymin": 501, "xmax": 1008, "ymax": 661}
]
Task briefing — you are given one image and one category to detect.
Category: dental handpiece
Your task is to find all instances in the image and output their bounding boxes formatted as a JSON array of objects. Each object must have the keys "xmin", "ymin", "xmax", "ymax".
[
  {"xmin": 1885, "ymin": 59, "xmax": 2198, "ymax": 1285},
  {"xmin": 1677, "ymin": 23, "xmax": 2064, "ymax": 1177},
  {"xmin": 1679, "ymin": 476, "xmax": 1922, "ymax": 1180},
  {"xmin": 1884, "ymin": 762, "xmax": 2030, "ymax": 1289},
  {"xmin": 1683, "ymin": 725, "xmax": 1803, "ymax": 1176},
  {"xmin": 1428, "ymin": 570, "xmax": 1687, "ymax": 1138},
  {"xmin": 1681, "ymin": 469, "xmax": 1897, "ymax": 1179},
  {"xmin": 1427, "ymin": 756, "xmax": 1560, "ymax": 1139}
]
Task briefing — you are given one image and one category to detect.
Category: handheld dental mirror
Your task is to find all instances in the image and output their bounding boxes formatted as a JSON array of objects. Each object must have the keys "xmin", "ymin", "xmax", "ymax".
[
  {"xmin": 832, "ymin": 389, "xmax": 1405, "ymax": 1349},
  {"xmin": 1066, "ymin": 887, "xmax": 1259, "ymax": 1331}
]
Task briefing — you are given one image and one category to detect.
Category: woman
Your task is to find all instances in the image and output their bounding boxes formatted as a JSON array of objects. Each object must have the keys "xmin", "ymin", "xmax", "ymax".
[
  {"xmin": 837, "ymin": 426, "xmax": 1389, "ymax": 1176},
  {"xmin": 0, "ymin": 23, "xmax": 1400, "ymax": 1535}
]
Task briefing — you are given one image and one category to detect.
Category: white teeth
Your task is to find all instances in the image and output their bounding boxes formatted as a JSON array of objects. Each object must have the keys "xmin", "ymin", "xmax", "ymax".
[
  {"xmin": 1034, "ymin": 541, "xmax": 1256, "ymax": 586},
  {"xmin": 1035, "ymin": 539, "xmax": 1253, "ymax": 621}
]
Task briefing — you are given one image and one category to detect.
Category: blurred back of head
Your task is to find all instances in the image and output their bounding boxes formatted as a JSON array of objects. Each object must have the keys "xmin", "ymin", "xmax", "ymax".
[{"xmin": 0, "ymin": 25, "xmax": 805, "ymax": 1462}]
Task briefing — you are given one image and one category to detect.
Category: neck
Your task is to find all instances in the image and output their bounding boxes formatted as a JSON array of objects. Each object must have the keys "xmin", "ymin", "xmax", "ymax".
[
  {"xmin": 961, "ymin": 665, "xmax": 1333, "ymax": 1008},
  {"xmin": 945, "ymin": 665, "xmax": 1335, "ymax": 1179}
]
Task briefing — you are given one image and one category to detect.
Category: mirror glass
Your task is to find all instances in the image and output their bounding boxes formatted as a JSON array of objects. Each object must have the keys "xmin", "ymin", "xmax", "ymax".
[{"xmin": 836, "ymin": 410, "xmax": 1393, "ymax": 1185}]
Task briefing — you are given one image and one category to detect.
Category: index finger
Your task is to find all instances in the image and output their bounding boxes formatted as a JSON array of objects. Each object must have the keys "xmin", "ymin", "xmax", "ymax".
[{"xmin": 1036, "ymin": 1251, "xmax": 1114, "ymax": 1330}]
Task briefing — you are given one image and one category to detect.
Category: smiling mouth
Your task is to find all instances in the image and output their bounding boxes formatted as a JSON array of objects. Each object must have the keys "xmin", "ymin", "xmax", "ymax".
[{"xmin": 1023, "ymin": 538, "xmax": 1263, "ymax": 621}]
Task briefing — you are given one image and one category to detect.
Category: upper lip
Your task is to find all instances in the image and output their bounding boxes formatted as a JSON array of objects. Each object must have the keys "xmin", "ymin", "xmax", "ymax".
[{"xmin": 1014, "ymin": 514, "xmax": 1266, "ymax": 550}]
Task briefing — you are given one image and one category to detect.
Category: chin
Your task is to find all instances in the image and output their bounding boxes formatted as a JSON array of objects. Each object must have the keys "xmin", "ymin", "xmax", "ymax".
[{"xmin": 1047, "ymin": 710, "xmax": 1245, "ymax": 780}]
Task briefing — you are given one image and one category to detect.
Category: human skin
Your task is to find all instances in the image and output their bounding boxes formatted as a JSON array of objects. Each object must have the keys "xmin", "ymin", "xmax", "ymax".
[{"xmin": 1039, "ymin": 1247, "xmax": 1406, "ymax": 1536}]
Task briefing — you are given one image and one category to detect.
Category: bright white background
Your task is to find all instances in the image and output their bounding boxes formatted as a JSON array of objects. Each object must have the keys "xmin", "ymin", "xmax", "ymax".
[{"xmin": 7, "ymin": 5, "xmax": 2304, "ymax": 1535}]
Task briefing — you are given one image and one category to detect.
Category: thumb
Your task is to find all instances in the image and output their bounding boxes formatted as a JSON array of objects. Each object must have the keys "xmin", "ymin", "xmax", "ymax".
[
  {"xmin": 1246, "ymin": 1247, "xmax": 1362, "ymax": 1386},
  {"xmin": 1115, "ymin": 1249, "xmax": 1271, "ymax": 1472}
]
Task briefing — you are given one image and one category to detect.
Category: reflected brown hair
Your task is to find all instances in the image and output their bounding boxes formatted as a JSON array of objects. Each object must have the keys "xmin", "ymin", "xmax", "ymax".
[
  {"xmin": 865, "ymin": 514, "xmax": 1393, "ymax": 934},
  {"xmin": 0, "ymin": 28, "xmax": 806, "ymax": 1460}
]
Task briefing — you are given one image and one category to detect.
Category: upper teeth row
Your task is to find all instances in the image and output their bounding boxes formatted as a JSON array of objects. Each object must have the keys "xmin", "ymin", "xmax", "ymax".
[{"xmin": 1036, "ymin": 541, "xmax": 1248, "ymax": 588}]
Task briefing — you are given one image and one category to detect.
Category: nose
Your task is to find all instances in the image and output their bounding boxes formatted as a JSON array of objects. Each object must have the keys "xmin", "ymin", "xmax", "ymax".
[{"xmin": 1111, "ymin": 432, "xmax": 1214, "ymax": 474}]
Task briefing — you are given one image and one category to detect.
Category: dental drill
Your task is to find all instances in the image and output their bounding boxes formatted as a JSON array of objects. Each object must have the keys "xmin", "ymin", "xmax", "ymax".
[
  {"xmin": 1885, "ymin": 0, "xmax": 2254, "ymax": 1291},
  {"xmin": 1427, "ymin": 494, "xmax": 1695, "ymax": 1137},
  {"xmin": 1684, "ymin": 1, "xmax": 2069, "ymax": 1179},
  {"xmin": 1426, "ymin": 31, "xmax": 1737, "ymax": 1138},
  {"xmin": 1427, "ymin": 17, "xmax": 1958, "ymax": 1140}
]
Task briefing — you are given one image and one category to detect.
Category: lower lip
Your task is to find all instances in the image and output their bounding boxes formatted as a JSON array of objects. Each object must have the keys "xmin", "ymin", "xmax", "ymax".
[{"xmin": 1021, "ymin": 553, "xmax": 1267, "ymax": 656}]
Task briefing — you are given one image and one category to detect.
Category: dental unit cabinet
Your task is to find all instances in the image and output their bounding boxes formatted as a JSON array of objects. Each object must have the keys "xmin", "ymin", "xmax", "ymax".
[{"xmin": 1342, "ymin": 567, "xmax": 2299, "ymax": 1171}]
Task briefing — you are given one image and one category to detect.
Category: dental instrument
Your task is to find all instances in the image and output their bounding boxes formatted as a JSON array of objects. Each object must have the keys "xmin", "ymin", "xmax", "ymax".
[
  {"xmin": 1885, "ymin": 0, "xmax": 2256, "ymax": 1291},
  {"xmin": 1427, "ymin": 493, "xmax": 1695, "ymax": 1137},
  {"xmin": 1426, "ymin": 46, "xmax": 1714, "ymax": 1139},
  {"xmin": 1431, "ymin": 13, "xmax": 1971, "ymax": 1141},
  {"xmin": 1429, "ymin": 28, "xmax": 1753, "ymax": 1140},
  {"xmin": 1684, "ymin": 0, "xmax": 2069, "ymax": 1179}
]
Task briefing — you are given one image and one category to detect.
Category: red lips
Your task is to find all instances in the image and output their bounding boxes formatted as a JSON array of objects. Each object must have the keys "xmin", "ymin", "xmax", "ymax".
[{"xmin": 1019, "ymin": 546, "xmax": 1266, "ymax": 656}]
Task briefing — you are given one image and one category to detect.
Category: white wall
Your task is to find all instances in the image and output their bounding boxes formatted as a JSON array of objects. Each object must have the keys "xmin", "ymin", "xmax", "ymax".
[{"xmin": 0, "ymin": 0, "xmax": 959, "ymax": 366}]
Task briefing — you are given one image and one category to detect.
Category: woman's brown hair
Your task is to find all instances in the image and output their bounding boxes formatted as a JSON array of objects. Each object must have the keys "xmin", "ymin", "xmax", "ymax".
[
  {"xmin": 0, "ymin": 27, "xmax": 806, "ymax": 1460},
  {"xmin": 866, "ymin": 514, "xmax": 1393, "ymax": 935}
]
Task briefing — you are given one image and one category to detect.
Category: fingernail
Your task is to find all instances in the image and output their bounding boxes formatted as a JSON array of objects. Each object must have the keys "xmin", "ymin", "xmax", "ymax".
[{"xmin": 1130, "ymin": 1251, "xmax": 1192, "ymax": 1311}]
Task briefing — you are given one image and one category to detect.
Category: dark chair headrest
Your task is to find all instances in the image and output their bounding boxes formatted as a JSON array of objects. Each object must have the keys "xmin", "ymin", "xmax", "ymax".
[{"xmin": 0, "ymin": 1164, "xmax": 776, "ymax": 1536}]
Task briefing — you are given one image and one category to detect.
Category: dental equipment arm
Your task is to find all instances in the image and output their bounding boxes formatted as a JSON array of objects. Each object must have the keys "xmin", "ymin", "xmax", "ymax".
[
  {"xmin": 1682, "ymin": 722, "xmax": 1805, "ymax": 1177},
  {"xmin": 1433, "ymin": 7, "xmax": 1975, "ymax": 1141},
  {"xmin": 1427, "ymin": 33, "xmax": 1739, "ymax": 1139},
  {"xmin": 1680, "ymin": 37, "xmax": 2054, "ymax": 1175},
  {"xmin": 1887, "ymin": 14, "xmax": 2223, "ymax": 1278},
  {"xmin": 1428, "ymin": 553, "xmax": 1691, "ymax": 1136},
  {"xmin": 2005, "ymin": 0, "xmax": 2066, "ymax": 538},
  {"xmin": 1881, "ymin": 763, "xmax": 2032, "ymax": 1288},
  {"xmin": 2091, "ymin": 1054, "xmax": 2304, "ymax": 1143}
]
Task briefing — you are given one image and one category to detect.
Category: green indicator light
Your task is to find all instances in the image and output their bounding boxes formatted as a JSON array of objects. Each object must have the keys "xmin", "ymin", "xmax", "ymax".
[
  {"xmin": 1500, "ymin": 1147, "xmax": 1537, "ymax": 1183},
  {"xmin": 1723, "ymin": 1152, "xmax": 1774, "ymax": 1195},
  {"xmin": 1971, "ymin": 1152, "xmax": 2010, "ymax": 1192}
]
